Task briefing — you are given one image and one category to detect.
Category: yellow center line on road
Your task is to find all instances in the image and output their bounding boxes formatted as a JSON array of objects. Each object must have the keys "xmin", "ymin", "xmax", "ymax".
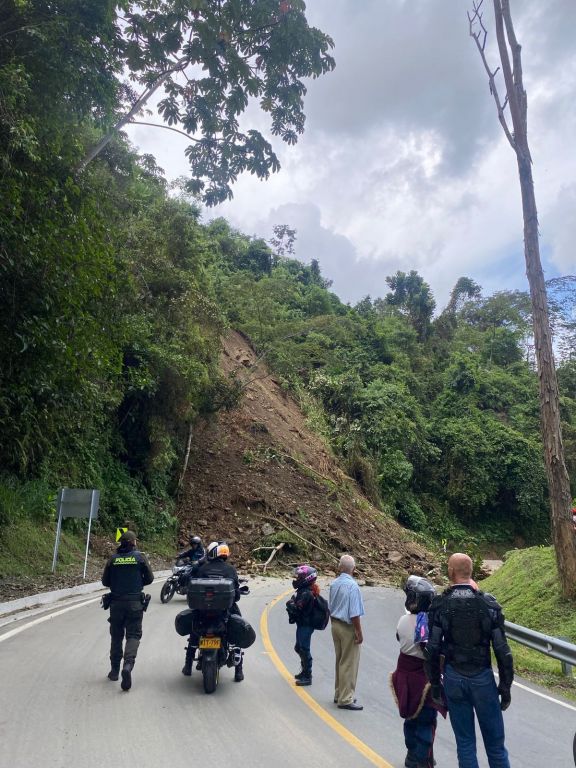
[{"xmin": 260, "ymin": 590, "xmax": 393, "ymax": 768}]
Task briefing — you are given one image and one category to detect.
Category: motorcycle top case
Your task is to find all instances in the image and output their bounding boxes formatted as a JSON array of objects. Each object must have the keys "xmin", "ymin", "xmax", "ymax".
[
  {"xmin": 187, "ymin": 578, "xmax": 235, "ymax": 611},
  {"xmin": 175, "ymin": 609, "xmax": 195, "ymax": 637},
  {"xmin": 226, "ymin": 614, "xmax": 256, "ymax": 649}
]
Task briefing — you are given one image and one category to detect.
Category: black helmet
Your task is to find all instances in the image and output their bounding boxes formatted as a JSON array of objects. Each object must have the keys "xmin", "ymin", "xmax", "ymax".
[
  {"xmin": 403, "ymin": 575, "xmax": 436, "ymax": 613},
  {"xmin": 189, "ymin": 535, "xmax": 202, "ymax": 548}
]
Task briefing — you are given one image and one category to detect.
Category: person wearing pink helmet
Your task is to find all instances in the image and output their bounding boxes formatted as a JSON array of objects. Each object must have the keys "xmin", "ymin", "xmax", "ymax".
[{"xmin": 286, "ymin": 564, "xmax": 320, "ymax": 686}]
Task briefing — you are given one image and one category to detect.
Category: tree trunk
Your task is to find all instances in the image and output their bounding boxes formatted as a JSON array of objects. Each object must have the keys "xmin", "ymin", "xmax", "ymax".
[
  {"xmin": 516, "ymin": 153, "xmax": 576, "ymax": 596},
  {"xmin": 490, "ymin": 0, "xmax": 576, "ymax": 597},
  {"xmin": 76, "ymin": 58, "xmax": 188, "ymax": 174}
]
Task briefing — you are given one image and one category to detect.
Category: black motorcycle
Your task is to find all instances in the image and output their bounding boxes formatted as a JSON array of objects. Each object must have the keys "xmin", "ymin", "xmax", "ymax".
[
  {"xmin": 160, "ymin": 558, "xmax": 195, "ymax": 603},
  {"xmin": 175, "ymin": 578, "xmax": 254, "ymax": 694}
]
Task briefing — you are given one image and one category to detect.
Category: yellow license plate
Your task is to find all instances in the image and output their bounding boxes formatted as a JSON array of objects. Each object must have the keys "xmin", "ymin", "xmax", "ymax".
[{"xmin": 199, "ymin": 636, "xmax": 221, "ymax": 649}]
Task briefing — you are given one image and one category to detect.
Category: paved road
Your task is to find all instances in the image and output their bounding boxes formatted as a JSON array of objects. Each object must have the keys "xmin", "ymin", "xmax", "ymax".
[{"xmin": 0, "ymin": 577, "xmax": 574, "ymax": 767}]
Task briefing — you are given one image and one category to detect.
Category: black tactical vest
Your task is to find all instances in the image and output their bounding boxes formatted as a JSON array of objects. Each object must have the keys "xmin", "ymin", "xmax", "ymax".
[
  {"xmin": 441, "ymin": 586, "xmax": 493, "ymax": 675},
  {"xmin": 108, "ymin": 550, "xmax": 147, "ymax": 597}
]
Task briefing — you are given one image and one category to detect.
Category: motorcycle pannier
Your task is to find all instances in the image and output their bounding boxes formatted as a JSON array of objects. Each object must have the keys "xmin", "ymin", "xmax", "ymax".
[
  {"xmin": 175, "ymin": 609, "xmax": 195, "ymax": 637},
  {"xmin": 227, "ymin": 614, "xmax": 256, "ymax": 649},
  {"xmin": 187, "ymin": 578, "xmax": 235, "ymax": 611}
]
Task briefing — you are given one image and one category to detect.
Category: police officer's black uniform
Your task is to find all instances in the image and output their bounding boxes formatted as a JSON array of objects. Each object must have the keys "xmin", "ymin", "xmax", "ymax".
[{"xmin": 102, "ymin": 531, "xmax": 154, "ymax": 690}]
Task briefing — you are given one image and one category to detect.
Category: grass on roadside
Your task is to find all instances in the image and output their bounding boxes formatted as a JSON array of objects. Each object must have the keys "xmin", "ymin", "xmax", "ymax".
[
  {"xmin": 481, "ymin": 545, "xmax": 576, "ymax": 701},
  {"xmin": 0, "ymin": 517, "xmax": 176, "ymax": 581}
]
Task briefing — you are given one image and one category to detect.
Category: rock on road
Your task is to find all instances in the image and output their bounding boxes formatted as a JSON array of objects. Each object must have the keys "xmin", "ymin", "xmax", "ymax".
[{"xmin": 0, "ymin": 577, "xmax": 574, "ymax": 768}]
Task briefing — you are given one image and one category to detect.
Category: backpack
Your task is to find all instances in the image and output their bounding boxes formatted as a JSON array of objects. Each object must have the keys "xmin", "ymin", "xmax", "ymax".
[{"xmin": 310, "ymin": 594, "xmax": 330, "ymax": 630}]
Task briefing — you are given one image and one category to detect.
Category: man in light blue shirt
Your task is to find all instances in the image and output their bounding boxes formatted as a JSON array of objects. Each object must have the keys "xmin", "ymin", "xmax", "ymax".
[{"xmin": 329, "ymin": 554, "xmax": 365, "ymax": 710}]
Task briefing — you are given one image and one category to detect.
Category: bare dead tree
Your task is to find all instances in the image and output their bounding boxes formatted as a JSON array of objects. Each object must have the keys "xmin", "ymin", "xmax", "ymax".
[{"xmin": 469, "ymin": 0, "xmax": 576, "ymax": 597}]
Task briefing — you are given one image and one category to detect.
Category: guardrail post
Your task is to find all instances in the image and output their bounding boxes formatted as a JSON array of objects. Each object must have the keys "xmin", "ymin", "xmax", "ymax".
[{"xmin": 560, "ymin": 637, "xmax": 574, "ymax": 678}]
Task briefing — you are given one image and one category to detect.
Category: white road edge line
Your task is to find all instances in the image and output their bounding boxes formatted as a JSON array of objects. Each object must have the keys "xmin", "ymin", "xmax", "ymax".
[
  {"xmin": 0, "ymin": 577, "xmax": 169, "ymax": 643},
  {"xmin": 0, "ymin": 596, "xmax": 101, "ymax": 643},
  {"xmin": 512, "ymin": 679, "xmax": 576, "ymax": 712}
]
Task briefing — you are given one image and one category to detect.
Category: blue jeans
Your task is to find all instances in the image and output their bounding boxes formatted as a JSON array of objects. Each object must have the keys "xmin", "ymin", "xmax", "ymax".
[
  {"xmin": 295, "ymin": 624, "xmax": 314, "ymax": 668},
  {"xmin": 443, "ymin": 665, "xmax": 510, "ymax": 768},
  {"xmin": 404, "ymin": 704, "xmax": 437, "ymax": 764}
]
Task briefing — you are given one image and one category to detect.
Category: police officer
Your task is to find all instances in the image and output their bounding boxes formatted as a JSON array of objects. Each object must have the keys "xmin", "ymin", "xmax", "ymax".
[
  {"xmin": 425, "ymin": 553, "xmax": 514, "ymax": 768},
  {"xmin": 101, "ymin": 530, "xmax": 154, "ymax": 691},
  {"xmin": 183, "ymin": 541, "xmax": 244, "ymax": 681}
]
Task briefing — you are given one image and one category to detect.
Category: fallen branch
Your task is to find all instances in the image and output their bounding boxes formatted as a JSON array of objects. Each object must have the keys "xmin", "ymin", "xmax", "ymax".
[
  {"xmin": 266, "ymin": 516, "xmax": 340, "ymax": 564},
  {"xmin": 263, "ymin": 542, "xmax": 285, "ymax": 572}
]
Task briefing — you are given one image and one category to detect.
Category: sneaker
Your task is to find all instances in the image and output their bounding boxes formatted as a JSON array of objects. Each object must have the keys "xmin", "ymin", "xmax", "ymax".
[
  {"xmin": 295, "ymin": 676, "xmax": 312, "ymax": 686},
  {"xmin": 107, "ymin": 669, "xmax": 119, "ymax": 681},
  {"xmin": 121, "ymin": 660, "xmax": 134, "ymax": 691}
]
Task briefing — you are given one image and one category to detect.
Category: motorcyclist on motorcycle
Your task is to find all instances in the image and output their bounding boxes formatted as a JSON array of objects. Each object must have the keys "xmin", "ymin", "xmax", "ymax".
[
  {"xmin": 178, "ymin": 535, "xmax": 206, "ymax": 565},
  {"xmin": 176, "ymin": 535, "xmax": 206, "ymax": 589},
  {"xmin": 183, "ymin": 541, "xmax": 245, "ymax": 681}
]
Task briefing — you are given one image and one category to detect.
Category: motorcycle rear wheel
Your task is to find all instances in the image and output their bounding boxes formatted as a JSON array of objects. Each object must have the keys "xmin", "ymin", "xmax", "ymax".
[
  {"xmin": 160, "ymin": 580, "xmax": 176, "ymax": 604},
  {"xmin": 202, "ymin": 657, "xmax": 219, "ymax": 694}
]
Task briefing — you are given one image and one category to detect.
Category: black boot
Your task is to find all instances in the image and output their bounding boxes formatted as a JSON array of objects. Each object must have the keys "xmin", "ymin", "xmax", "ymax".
[
  {"xmin": 108, "ymin": 654, "xmax": 121, "ymax": 681},
  {"xmin": 121, "ymin": 659, "xmax": 134, "ymax": 691},
  {"xmin": 405, "ymin": 755, "xmax": 434, "ymax": 768},
  {"xmin": 182, "ymin": 640, "xmax": 195, "ymax": 676},
  {"xmin": 234, "ymin": 658, "xmax": 244, "ymax": 682},
  {"xmin": 295, "ymin": 668, "xmax": 312, "ymax": 686},
  {"xmin": 294, "ymin": 650, "xmax": 308, "ymax": 681},
  {"xmin": 108, "ymin": 666, "xmax": 120, "ymax": 682},
  {"xmin": 294, "ymin": 653, "xmax": 312, "ymax": 685}
]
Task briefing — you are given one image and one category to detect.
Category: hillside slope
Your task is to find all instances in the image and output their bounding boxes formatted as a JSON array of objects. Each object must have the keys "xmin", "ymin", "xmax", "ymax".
[{"xmin": 177, "ymin": 330, "xmax": 439, "ymax": 581}]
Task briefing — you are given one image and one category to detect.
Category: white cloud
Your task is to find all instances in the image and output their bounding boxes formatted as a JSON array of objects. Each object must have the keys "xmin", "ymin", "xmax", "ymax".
[{"xmin": 126, "ymin": 0, "xmax": 576, "ymax": 306}]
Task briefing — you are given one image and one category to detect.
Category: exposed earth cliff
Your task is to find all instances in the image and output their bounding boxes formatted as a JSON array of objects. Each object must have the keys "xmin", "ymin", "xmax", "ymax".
[{"xmin": 176, "ymin": 330, "xmax": 439, "ymax": 582}]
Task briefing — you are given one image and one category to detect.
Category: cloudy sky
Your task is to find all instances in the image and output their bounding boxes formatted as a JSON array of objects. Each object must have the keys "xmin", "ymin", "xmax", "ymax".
[{"xmin": 127, "ymin": 0, "xmax": 576, "ymax": 308}]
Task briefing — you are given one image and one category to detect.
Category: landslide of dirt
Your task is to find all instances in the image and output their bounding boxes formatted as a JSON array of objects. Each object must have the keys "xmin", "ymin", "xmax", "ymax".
[{"xmin": 176, "ymin": 330, "xmax": 440, "ymax": 583}]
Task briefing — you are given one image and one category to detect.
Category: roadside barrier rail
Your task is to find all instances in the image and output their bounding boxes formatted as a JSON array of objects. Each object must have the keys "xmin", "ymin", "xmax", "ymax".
[{"xmin": 505, "ymin": 620, "xmax": 576, "ymax": 676}]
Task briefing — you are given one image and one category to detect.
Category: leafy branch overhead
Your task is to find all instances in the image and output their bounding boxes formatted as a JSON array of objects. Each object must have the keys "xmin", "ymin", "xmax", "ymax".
[{"xmin": 79, "ymin": 0, "xmax": 335, "ymax": 205}]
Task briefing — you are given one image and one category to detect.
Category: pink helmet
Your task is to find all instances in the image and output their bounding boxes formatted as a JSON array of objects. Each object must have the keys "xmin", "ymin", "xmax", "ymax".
[{"xmin": 293, "ymin": 564, "xmax": 317, "ymax": 588}]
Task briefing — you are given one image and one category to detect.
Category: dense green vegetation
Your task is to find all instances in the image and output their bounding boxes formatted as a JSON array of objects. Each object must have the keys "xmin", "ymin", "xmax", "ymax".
[
  {"xmin": 212, "ymin": 234, "xmax": 575, "ymax": 548},
  {"xmin": 1, "ymin": 0, "xmax": 575, "ymax": 571},
  {"xmin": 481, "ymin": 547, "xmax": 576, "ymax": 699}
]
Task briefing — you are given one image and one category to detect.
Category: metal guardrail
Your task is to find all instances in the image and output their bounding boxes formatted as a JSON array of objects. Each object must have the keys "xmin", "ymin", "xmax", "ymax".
[{"xmin": 505, "ymin": 620, "xmax": 576, "ymax": 675}]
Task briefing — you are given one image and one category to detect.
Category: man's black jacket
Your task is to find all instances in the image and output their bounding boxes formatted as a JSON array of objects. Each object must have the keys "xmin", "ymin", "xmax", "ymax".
[{"xmin": 193, "ymin": 558, "xmax": 241, "ymax": 603}]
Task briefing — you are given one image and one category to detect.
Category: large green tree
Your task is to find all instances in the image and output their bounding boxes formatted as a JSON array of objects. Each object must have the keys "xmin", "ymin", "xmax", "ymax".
[{"xmin": 77, "ymin": 0, "xmax": 335, "ymax": 204}]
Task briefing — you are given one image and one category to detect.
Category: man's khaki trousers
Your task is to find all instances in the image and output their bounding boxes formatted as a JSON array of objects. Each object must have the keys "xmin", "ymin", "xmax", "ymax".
[{"xmin": 331, "ymin": 617, "xmax": 360, "ymax": 705}]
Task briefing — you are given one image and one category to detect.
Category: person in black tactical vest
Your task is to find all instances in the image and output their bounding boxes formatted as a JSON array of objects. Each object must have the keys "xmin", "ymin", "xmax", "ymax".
[
  {"xmin": 425, "ymin": 553, "xmax": 514, "ymax": 768},
  {"xmin": 101, "ymin": 530, "xmax": 154, "ymax": 691},
  {"xmin": 182, "ymin": 541, "xmax": 244, "ymax": 681}
]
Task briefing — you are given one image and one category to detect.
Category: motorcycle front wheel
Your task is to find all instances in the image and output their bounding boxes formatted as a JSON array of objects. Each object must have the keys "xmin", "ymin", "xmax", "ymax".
[
  {"xmin": 160, "ymin": 580, "xmax": 176, "ymax": 604},
  {"xmin": 202, "ymin": 657, "xmax": 219, "ymax": 694}
]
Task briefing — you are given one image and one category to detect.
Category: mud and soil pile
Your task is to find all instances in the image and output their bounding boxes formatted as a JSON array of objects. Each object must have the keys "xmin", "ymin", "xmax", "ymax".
[{"xmin": 177, "ymin": 330, "xmax": 439, "ymax": 583}]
